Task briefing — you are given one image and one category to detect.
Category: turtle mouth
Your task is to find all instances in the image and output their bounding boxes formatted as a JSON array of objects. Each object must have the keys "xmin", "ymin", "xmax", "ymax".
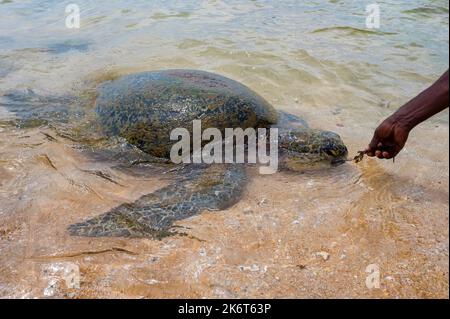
[{"xmin": 331, "ymin": 157, "xmax": 347, "ymax": 166}]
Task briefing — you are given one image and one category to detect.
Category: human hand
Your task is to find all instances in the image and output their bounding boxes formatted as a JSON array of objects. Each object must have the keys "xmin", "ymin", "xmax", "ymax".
[{"xmin": 366, "ymin": 117, "xmax": 410, "ymax": 159}]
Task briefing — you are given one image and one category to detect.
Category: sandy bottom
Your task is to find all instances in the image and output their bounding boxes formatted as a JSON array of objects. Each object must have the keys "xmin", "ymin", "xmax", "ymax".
[{"xmin": 0, "ymin": 118, "xmax": 448, "ymax": 299}]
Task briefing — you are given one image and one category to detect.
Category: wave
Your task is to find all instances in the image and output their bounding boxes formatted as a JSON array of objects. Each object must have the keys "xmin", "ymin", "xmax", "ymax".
[
  {"xmin": 402, "ymin": 6, "xmax": 449, "ymax": 17},
  {"xmin": 312, "ymin": 26, "xmax": 397, "ymax": 36}
]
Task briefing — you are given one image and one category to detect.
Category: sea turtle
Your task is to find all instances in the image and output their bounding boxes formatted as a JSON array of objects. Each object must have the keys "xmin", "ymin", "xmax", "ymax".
[
  {"xmin": 66, "ymin": 70, "xmax": 348, "ymax": 238},
  {"xmin": 1, "ymin": 69, "xmax": 348, "ymax": 238}
]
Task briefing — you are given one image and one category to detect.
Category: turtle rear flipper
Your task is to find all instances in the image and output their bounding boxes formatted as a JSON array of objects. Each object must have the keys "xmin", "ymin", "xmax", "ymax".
[
  {"xmin": 0, "ymin": 89, "xmax": 81, "ymax": 128},
  {"xmin": 68, "ymin": 164, "xmax": 247, "ymax": 238}
]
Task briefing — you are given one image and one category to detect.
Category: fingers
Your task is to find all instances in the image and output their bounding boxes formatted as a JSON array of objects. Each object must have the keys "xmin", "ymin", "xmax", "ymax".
[
  {"xmin": 375, "ymin": 150, "xmax": 384, "ymax": 158},
  {"xmin": 366, "ymin": 142, "xmax": 397, "ymax": 159},
  {"xmin": 366, "ymin": 140, "xmax": 379, "ymax": 157},
  {"xmin": 366, "ymin": 147, "xmax": 397, "ymax": 159},
  {"xmin": 366, "ymin": 138, "xmax": 379, "ymax": 156},
  {"xmin": 367, "ymin": 150, "xmax": 392, "ymax": 159},
  {"xmin": 365, "ymin": 147, "xmax": 373, "ymax": 157},
  {"xmin": 366, "ymin": 142, "xmax": 382, "ymax": 157}
]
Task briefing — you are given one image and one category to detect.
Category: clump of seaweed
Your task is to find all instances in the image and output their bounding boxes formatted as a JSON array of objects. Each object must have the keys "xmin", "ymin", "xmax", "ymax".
[
  {"xmin": 351, "ymin": 150, "xmax": 396, "ymax": 163},
  {"xmin": 353, "ymin": 150, "xmax": 366, "ymax": 163}
]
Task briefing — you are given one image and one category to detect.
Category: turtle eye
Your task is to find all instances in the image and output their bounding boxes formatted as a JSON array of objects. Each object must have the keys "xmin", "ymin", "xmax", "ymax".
[{"xmin": 325, "ymin": 149, "xmax": 335, "ymax": 156}]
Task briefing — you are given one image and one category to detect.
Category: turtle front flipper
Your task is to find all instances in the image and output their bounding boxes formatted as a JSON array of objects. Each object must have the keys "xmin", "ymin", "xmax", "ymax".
[{"xmin": 68, "ymin": 164, "xmax": 247, "ymax": 238}]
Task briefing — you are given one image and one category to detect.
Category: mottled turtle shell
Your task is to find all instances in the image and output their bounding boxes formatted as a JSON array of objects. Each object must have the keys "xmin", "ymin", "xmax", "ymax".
[{"xmin": 95, "ymin": 69, "xmax": 278, "ymax": 158}]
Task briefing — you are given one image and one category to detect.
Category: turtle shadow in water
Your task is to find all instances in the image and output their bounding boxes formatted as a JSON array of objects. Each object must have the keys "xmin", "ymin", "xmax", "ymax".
[{"xmin": 46, "ymin": 40, "xmax": 91, "ymax": 54}]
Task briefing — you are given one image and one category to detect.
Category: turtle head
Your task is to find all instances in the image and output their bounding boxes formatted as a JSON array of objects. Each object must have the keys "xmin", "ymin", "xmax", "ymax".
[{"xmin": 278, "ymin": 128, "xmax": 348, "ymax": 171}]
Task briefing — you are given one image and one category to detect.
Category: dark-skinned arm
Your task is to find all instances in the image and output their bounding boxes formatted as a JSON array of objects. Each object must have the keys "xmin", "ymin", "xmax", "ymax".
[{"xmin": 366, "ymin": 70, "xmax": 449, "ymax": 159}]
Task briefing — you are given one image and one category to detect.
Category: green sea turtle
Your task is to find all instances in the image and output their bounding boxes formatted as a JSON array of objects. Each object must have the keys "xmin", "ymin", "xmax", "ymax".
[
  {"xmin": 1, "ymin": 69, "xmax": 348, "ymax": 238},
  {"xmin": 66, "ymin": 70, "xmax": 348, "ymax": 238}
]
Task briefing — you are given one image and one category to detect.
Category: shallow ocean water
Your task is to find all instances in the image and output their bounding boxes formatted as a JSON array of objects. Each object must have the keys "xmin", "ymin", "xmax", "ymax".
[{"xmin": 0, "ymin": 0, "xmax": 448, "ymax": 298}]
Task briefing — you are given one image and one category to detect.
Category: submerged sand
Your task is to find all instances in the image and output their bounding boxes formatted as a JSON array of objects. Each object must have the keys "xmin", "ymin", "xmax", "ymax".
[{"xmin": 0, "ymin": 116, "xmax": 447, "ymax": 298}]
